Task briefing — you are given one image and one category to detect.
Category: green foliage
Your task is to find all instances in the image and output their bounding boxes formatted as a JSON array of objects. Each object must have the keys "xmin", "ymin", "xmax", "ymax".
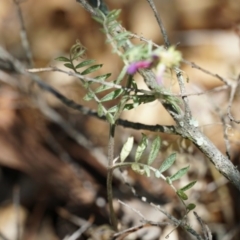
[
  {"xmin": 147, "ymin": 136, "xmax": 161, "ymax": 165},
  {"xmin": 55, "ymin": 39, "xmax": 164, "ymax": 124},
  {"xmin": 170, "ymin": 166, "xmax": 189, "ymax": 182},
  {"xmin": 55, "ymin": 40, "xmax": 122, "ymax": 122},
  {"xmin": 123, "ymin": 95, "xmax": 157, "ymax": 111},
  {"xmin": 100, "ymin": 89, "xmax": 124, "ymax": 102},
  {"xmin": 75, "ymin": 59, "xmax": 95, "ymax": 69},
  {"xmin": 55, "ymin": 56, "xmax": 70, "ymax": 62},
  {"xmin": 55, "ymin": 8, "xmax": 197, "ymax": 220},
  {"xmin": 135, "ymin": 133, "xmax": 148, "ymax": 162},
  {"xmin": 100, "ymin": 9, "xmax": 182, "ymax": 114},
  {"xmin": 180, "ymin": 181, "xmax": 197, "ymax": 192},
  {"xmin": 177, "ymin": 190, "xmax": 188, "ymax": 200},
  {"xmin": 116, "ymin": 133, "xmax": 196, "ymax": 213},
  {"xmin": 81, "ymin": 64, "xmax": 103, "ymax": 75},
  {"xmin": 186, "ymin": 203, "xmax": 196, "ymax": 211},
  {"xmin": 97, "ymin": 103, "xmax": 105, "ymax": 117},
  {"xmin": 158, "ymin": 152, "xmax": 176, "ymax": 173},
  {"xmin": 120, "ymin": 136, "xmax": 134, "ymax": 162}
]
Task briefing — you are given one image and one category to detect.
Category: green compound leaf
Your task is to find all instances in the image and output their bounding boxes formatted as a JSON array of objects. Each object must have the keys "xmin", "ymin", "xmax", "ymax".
[
  {"xmin": 107, "ymin": 105, "xmax": 118, "ymax": 113},
  {"xmin": 147, "ymin": 136, "xmax": 161, "ymax": 165},
  {"xmin": 95, "ymin": 84, "xmax": 113, "ymax": 93},
  {"xmin": 64, "ymin": 63, "xmax": 74, "ymax": 70},
  {"xmin": 109, "ymin": 31, "xmax": 130, "ymax": 44},
  {"xmin": 70, "ymin": 41, "xmax": 86, "ymax": 60},
  {"xmin": 100, "ymin": 89, "xmax": 124, "ymax": 102},
  {"xmin": 186, "ymin": 203, "xmax": 196, "ymax": 211},
  {"xmin": 113, "ymin": 97, "xmax": 128, "ymax": 119},
  {"xmin": 108, "ymin": 20, "xmax": 119, "ymax": 29},
  {"xmin": 81, "ymin": 64, "xmax": 103, "ymax": 75},
  {"xmin": 138, "ymin": 95, "xmax": 156, "ymax": 104},
  {"xmin": 117, "ymin": 39, "xmax": 128, "ymax": 48},
  {"xmin": 75, "ymin": 59, "xmax": 95, "ymax": 69},
  {"xmin": 135, "ymin": 133, "xmax": 148, "ymax": 162},
  {"xmin": 106, "ymin": 9, "xmax": 121, "ymax": 22},
  {"xmin": 95, "ymin": 73, "xmax": 112, "ymax": 81},
  {"xmin": 123, "ymin": 103, "xmax": 135, "ymax": 111},
  {"xmin": 123, "ymin": 44, "xmax": 148, "ymax": 62},
  {"xmin": 71, "ymin": 49, "xmax": 85, "ymax": 60},
  {"xmin": 180, "ymin": 181, "xmax": 197, "ymax": 192},
  {"xmin": 120, "ymin": 137, "xmax": 134, "ymax": 162},
  {"xmin": 132, "ymin": 96, "xmax": 141, "ymax": 108},
  {"xmin": 122, "ymin": 95, "xmax": 156, "ymax": 112},
  {"xmin": 97, "ymin": 103, "xmax": 105, "ymax": 117},
  {"xmin": 158, "ymin": 153, "xmax": 177, "ymax": 173},
  {"xmin": 106, "ymin": 112, "xmax": 114, "ymax": 125},
  {"xmin": 83, "ymin": 91, "xmax": 95, "ymax": 101},
  {"xmin": 92, "ymin": 16, "xmax": 104, "ymax": 24},
  {"xmin": 144, "ymin": 165, "xmax": 151, "ymax": 177},
  {"xmin": 55, "ymin": 56, "xmax": 70, "ymax": 62},
  {"xmin": 115, "ymin": 66, "xmax": 127, "ymax": 85},
  {"xmin": 170, "ymin": 166, "xmax": 189, "ymax": 182},
  {"xmin": 177, "ymin": 190, "xmax": 188, "ymax": 200}
]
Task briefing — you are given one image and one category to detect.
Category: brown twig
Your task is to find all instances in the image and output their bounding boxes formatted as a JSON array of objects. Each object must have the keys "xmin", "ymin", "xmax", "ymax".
[
  {"xmin": 107, "ymin": 125, "xmax": 118, "ymax": 230},
  {"xmin": 194, "ymin": 211, "xmax": 212, "ymax": 240},
  {"xmin": 145, "ymin": 0, "xmax": 191, "ymax": 120},
  {"xmin": 145, "ymin": 0, "xmax": 170, "ymax": 48},
  {"xmin": 151, "ymin": 203, "xmax": 204, "ymax": 240},
  {"xmin": 64, "ymin": 216, "xmax": 94, "ymax": 240},
  {"xmin": 13, "ymin": 0, "xmax": 33, "ymax": 68},
  {"xmin": 183, "ymin": 60, "xmax": 231, "ymax": 86},
  {"xmin": 112, "ymin": 221, "xmax": 168, "ymax": 240},
  {"xmin": 227, "ymin": 75, "xmax": 240, "ymax": 123},
  {"xmin": 76, "ymin": 0, "xmax": 100, "ymax": 17},
  {"xmin": 0, "ymin": 49, "xmax": 178, "ymax": 136}
]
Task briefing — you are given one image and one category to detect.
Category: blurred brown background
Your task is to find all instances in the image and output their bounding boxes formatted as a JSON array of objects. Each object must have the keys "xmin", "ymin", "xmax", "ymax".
[{"xmin": 0, "ymin": 0, "xmax": 240, "ymax": 239}]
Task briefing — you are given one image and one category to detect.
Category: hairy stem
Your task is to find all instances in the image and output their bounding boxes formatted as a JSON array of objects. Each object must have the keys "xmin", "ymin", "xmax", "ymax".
[{"xmin": 107, "ymin": 124, "xmax": 118, "ymax": 230}]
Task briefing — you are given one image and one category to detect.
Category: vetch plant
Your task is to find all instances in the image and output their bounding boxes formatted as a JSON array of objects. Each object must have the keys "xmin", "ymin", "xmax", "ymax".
[
  {"xmin": 54, "ymin": 9, "xmax": 201, "ymax": 237},
  {"xmin": 0, "ymin": 0, "xmax": 239, "ymax": 239}
]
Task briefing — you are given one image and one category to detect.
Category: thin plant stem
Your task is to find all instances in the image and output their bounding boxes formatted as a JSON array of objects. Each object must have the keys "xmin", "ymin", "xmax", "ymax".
[
  {"xmin": 13, "ymin": 0, "xmax": 33, "ymax": 68},
  {"xmin": 107, "ymin": 124, "xmax": 118, "ymax": 230},
  {"xmin": 145, "ymin": 0, "xmax": 170, "ymax": 48}
]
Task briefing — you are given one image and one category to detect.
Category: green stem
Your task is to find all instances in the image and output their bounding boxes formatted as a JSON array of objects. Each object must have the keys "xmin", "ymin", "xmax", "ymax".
[{"xmin": 107, "ymin": 124, "xmax": 118, "ymax": 230}]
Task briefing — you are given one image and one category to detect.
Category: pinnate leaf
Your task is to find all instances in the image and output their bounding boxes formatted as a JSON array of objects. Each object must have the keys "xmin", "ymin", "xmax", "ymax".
[
  {"xmin": 75, "ymin": 60, "xmax": 95, "ymax": 69},
  {"xmin": 97, "ymin": 103, "xmax": 105, "ymax": 117},
  {"xmin": 106, "ymin": 112, "xmax": 114, "ymax": 124},
  {"xmin": 180, "ymin": 181, "xmax": 197, "ymax": 192},
  {"xmin": 147, "ymin": 136, "xmax": 161, "ymax": 165},
  {"xmin": 135, "ymin": 133, "xmax": 148, "ymax": 162},
  {"xmin": 177, "ymin": 190, "xmax": 188, "ymax": 200},
  {"xmin": 186, "ymin": 203, "xmax": 196, "ymax": 211},
  {"xmin": 83, "ymin": 92, "xmax": 95, "ymax": 101},
  {"xmin": 64, "ymin": 63, "xmax": 74, "ymax": 70},
  {"xmin": 170, "ymin": 166, "xmax": 189, "ymax": 182},
  {"xmin": 158, "ymin": 153, "xmax": 176, "ymax": 173},
  {"xmin": 120, "ymin": 137, "xmax": 134, "ymax": 162},
  {"xmin": 55, "ymin": 56, "xmax": 70, "ymax": 62},
  {"xmin": 100, "ymin": 89, "xmax": 124, "ymax": 102},
  {"xmin": 81, "ymin": 64, "xmax": 103, "ymax": 75}
]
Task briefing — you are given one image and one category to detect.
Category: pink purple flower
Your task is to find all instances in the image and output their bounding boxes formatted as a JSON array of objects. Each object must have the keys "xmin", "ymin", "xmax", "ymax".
[
  {"xmin": 156, "ymin": 64, "xmax": 165, "ymax": 85},
  {"xmin": 127, "ymin": 60, "xmax": 152, "ymax": 75}
]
